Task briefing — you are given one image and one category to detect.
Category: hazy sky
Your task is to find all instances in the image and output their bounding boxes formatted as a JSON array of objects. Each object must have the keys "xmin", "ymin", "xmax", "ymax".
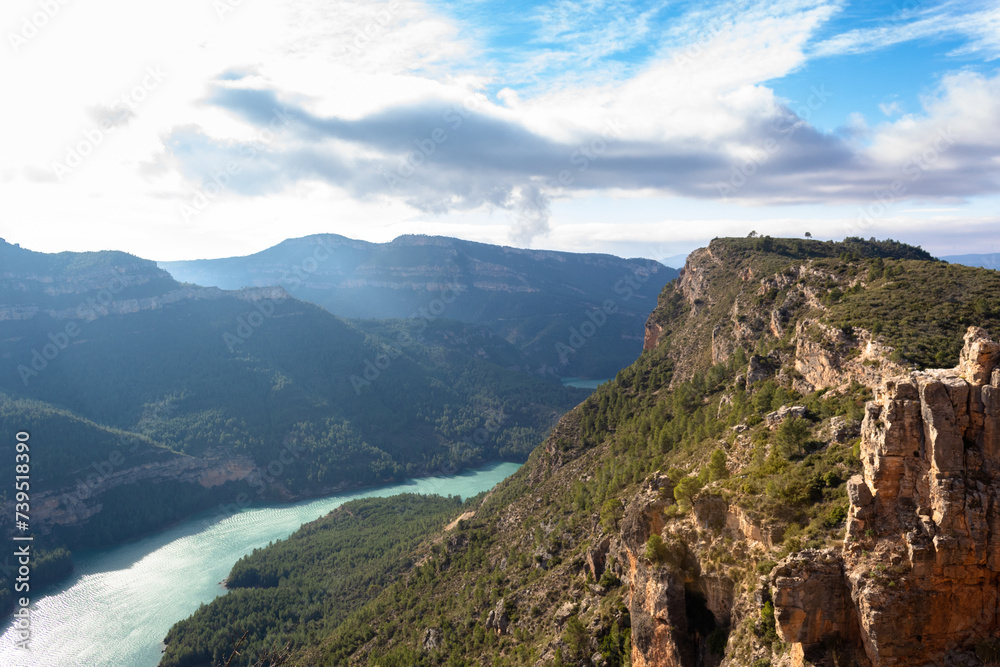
[{"xmin": 2, "ymin": 0, "xmax": 999, "ymax": 261}]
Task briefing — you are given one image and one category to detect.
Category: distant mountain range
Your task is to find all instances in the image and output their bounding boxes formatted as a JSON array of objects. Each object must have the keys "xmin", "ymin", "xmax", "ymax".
[
  {"xmin": 659, "ymin": 252, "xmax": 691, "ymax": 269},
  {"xmin": 941, "ymin": 253, "xmax": 1000, "ymax": 270},
  {"xmin": 159, "ymin": 234, "xmax": 679, "ymax": 379},
  {"xmin": 0, "ymin": 238, "xmax": 589, "ymax": 594}
]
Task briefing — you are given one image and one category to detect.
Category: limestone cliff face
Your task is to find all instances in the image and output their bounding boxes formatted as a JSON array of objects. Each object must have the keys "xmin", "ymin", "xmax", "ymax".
[
  {"xmin": 29, "ymin": 452, "xmax": 264, "ymax": 534},
  {"xmin": 645, "ymin": 242, "xmax": 905, "ymax": 391},
  {"xmin": 0, "ymin": 285, "xmax": 290, "ymax": 322},
  {"xmin": 614, "ymin": 477, "xmax": 697, "ymax": 667},
  {"xmin": 792, "ymin": 319, "xmax": 907, "ymax": 393},
  {"xmin": 771, "ymin": 326, "xmax": 1000, "ymax": 666},
  {"xmin": 612, "ymin": 478, "xmax": 750, "ymax": 667},
  {"xmin": 644, "ymin": 321, "xmax": 664, "ymax": 352}
]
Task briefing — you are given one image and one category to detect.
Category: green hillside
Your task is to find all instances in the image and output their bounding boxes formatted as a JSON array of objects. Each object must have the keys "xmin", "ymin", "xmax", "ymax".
[
  {"xmin": 0, "ymin": 240, "xmax": 587, "ymax": 573},
  {"xmin": 159, "ymin": 237, "xmax": 1000, "ymax": 667}
]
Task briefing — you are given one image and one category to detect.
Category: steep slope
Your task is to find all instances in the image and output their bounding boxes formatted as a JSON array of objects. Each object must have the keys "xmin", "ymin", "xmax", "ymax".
[
  {"xmin": 163, "ymin": 236, "xmax": 1000, "ymax": 667},
  {"xmin": 158, "ymin": 234, "xmax": 678, "ymax": 379},
  {"xmin": 0, "ymin": 239, "xmax": 586, "ymax": 553},
  {"xmin": 774, "ymin": 326, "xmax": 1000, "ymax": 666}
]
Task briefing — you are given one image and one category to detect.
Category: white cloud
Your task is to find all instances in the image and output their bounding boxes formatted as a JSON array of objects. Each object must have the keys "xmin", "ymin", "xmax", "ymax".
[
  {"xmin": 2, "ymin": 0, "xmax": 1000, "ymax": 260},
  {"xmin": 813, "ymin": 1, "xmax": 1000, "ymax": 60},
  {"xmin": 879, "ymin": 100, "xmax": 903, "ymax": 116}
]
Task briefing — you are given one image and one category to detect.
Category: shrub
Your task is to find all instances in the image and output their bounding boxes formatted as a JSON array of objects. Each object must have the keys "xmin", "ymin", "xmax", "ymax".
[
  {"xmin": 645, "ymin": 534, "xmax": 668, "ymax": 564},
  {"xmin": 774, "ymin": 417, "xmax": 810, "ymax": 458},
  {"xmin": 756, "ymin": 559, "xmax": 776, "ymax": 575},
  {"xmin": 760, "ymin": 601, "xmax": 778, "ymax": 643},
  {"xmin": 564, "ymin": 615, "xmax": 588, "ymax": 661},
  {"xmin": 707, "ymin": 449, "xmax": 729, "ymax": 482}
]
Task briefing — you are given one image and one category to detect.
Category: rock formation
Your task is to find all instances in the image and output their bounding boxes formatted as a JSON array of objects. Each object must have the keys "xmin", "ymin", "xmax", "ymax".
[{"xmin": 771, "ymin": 326, "xmax": 1000, "ymax": 666}]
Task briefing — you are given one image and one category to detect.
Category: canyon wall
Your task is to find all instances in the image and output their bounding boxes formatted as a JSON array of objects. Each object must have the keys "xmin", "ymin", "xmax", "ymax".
[{"xmin": 772, "ymin": 326, "xmax": 1000, "ymax": 666}]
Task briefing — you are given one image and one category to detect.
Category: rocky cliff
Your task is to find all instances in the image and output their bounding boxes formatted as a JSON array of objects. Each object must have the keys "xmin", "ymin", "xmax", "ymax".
[
  {"xmin": 31, "ymin": 451, "xmax": 263, "ymax": 532},
  {"xmin": 770, "ymin": 326, "xmax": 1000, "ymax": 666}
]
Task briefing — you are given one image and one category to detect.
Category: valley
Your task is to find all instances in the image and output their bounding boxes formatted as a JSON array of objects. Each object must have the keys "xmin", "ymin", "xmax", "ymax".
[
  {"xmin": 154, "ymin": 236, "xmax": 1000, "ymax": 667},
  {"xmin": 4, "ymin": 235, "xmax": 1000, "ymax": 667}
]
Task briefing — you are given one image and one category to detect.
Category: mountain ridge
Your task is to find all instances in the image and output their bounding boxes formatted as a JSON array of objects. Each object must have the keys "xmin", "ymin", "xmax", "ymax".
[
  {"xmin": 157, "ymin": 233, "xmax": 679, "ymax": 379},
  {"xmin": 161, "ymin": 236, "xmax": 1000, "ymax": 667}
]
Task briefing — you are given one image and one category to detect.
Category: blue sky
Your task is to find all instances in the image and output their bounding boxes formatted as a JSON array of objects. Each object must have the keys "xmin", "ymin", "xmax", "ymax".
[{"xmin": 1, "ymin": 0, "xmax": 998, "ymax": 261}]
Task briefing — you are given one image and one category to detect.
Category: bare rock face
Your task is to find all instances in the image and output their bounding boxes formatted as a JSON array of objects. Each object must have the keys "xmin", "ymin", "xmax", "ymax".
[
  {"xmin": 958, "ymin": 326, "xmax": 1000, "ymax": 386},
  {"xmin": 793, "ymin": 319, "xmax": 905, "ymax": 392},
  {"xmin": 586, "ymin": 535, "xmax": 612, "ymax": 581},
  {"xmin": 644, "ymin": 321, "xmax": 664, "ymax": 351},
  {"xmin": 747, "ymin": 354, "xmax": 778, "ymax": 385},
  {"xmin": 614, "ymin": 482, "xmax": 696, "ymax": 667},
  {"xmin": 629, "ymin": 559, "xmax": 693, "ymax": 667},
  {"xmin": 773, "ymin": 327, "xmax": 1000, "ymax": 666},
  {"xmin": 677, "ymin": 249, "xmax": 715, "ymax": 313},
  {"xmin": 422, "ymin": 628, "xmax": 442, "ymax": 651},
  {"xmin": 764, "ymin": 405, "xmax": 806, "ymax": 430},
  {"xmin": 770, "ymin": 550, "xmax": 857, "ymax": 648},
  {"xmin": 485, "ymin": 598, "xmax": 509, "ymax": 635},
  {"xmin": 829, "ymin": 416, "xmax": 861, "ymax": 443}
]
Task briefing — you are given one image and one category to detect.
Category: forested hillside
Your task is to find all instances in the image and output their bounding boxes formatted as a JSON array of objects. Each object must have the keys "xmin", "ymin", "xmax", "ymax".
[
  {"xmin": 163, "ymin": 237, "xmax": 1000, "ymax": 667},
  {"xmin": 0, "ymin": 239, "xmax": 587, "ymax": 605},
  {"xmin": 160, "ymin": 494, "xmax": 471, "ymax": 667}
]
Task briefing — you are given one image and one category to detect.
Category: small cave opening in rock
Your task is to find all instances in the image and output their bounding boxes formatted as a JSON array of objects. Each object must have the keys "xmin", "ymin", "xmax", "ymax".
[{"xmin": 685, "ymin": 586, "xmax": 726, "ymax": 665}]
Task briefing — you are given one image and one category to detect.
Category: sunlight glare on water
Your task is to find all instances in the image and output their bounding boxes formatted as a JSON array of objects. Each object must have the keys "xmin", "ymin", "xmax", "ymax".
[{"xmin": 0, "ymin": 462, "xmax": 520, "ymax": 667}]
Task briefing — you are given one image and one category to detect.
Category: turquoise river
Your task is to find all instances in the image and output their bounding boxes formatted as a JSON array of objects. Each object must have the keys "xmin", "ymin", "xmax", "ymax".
[{"xmin": 0, "ymin": 461, "xmax": 521, "ymax": 667}]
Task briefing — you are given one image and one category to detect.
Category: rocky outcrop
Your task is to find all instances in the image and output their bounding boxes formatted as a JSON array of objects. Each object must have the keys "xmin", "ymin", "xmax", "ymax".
[
  {"xmin": 422, "ymin": 628, "xmax": 442, "ymax": 651},
  {"xmin": 724, "ymin": 504, "xmax": 785, "ymax": 549},
  {"xmin": 765, "ymin": 405, "xmax": 806, "ymax": 429},
  {"xmin": 772, "ymin": 327, "xmax": 1000, "ymax": 666},
  {"xmin": 629, "ymin": 558, "xmax": 695, "ymax": 667},
  {"xmin": 30, "ymin": 452, "xmax": 263, "ymax": 533},
  {"xmin": 828, "ymin": 415, "xmax": 861, "ymax": 443},
  {"xmin": 645, "ymin": 321, "xmax": 664, "ymax": 351},
  {"xmin": 747, "ymin": 354, "xmax": 779, "ymax": 385},
  {"xmin": 793, "ymin": 320, "xmax": 905, "ymax": 392},
  {"xmin": 485, "ymin": 598, "xmax": 510, "ymax": 635},
  {"xmin": 586, "ymin": 536, "xmax": 612, "ymax": 580},
  {"xmin": 612, "ymin": 476, "xmax": 743, "ymax": 667},
  {"xmin": 677, "ymin": 248, "xmax": 716, "ymax": 313},
  {"xmin": 771, "ymin": 550, "xmax": 857, "ymax": 647}
]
